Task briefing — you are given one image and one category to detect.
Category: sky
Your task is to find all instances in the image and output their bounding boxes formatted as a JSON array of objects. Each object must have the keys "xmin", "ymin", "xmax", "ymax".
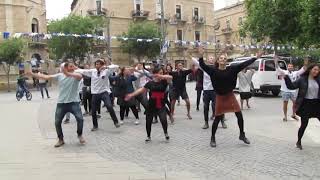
[{"xmin": 46, "ymin": 0, "xmax": 228, "ymax": 20}]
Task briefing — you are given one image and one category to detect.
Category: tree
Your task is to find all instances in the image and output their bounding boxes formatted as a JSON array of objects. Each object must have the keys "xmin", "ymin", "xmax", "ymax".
[
  {"xmin": 296, "ymin": 0, "xmax": 320, "ymax": 48},
  {"xmin": 47, "ymin": 15, "xmax": 105, "ymax": 63},
  {"xmin": 0, "ymin": 38, "xmax": 24, "ymax": 91},
  {"xmin": 120, "ymin": 22, "xmax": 161, "ymax": 62},
  {"xmin": 241, "ymin": 0, "xmax": 301, "ymax": 49}
]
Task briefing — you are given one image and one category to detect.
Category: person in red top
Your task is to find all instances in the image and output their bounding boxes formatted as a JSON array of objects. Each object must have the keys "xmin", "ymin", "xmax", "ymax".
[{"xmin": 125, "ymin": 67, "xmax": 173, "ymax": 142}]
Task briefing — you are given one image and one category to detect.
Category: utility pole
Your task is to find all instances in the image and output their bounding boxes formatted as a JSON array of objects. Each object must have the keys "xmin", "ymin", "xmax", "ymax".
[{"xmin": 160, "ymin": 0, "xmax": 166, "ymax": 64}]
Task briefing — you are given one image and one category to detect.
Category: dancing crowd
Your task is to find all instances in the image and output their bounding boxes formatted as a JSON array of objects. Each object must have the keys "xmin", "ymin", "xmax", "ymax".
[{"xmin": 26, "ymin": 47, "xmax": 319, "ymax": 150}]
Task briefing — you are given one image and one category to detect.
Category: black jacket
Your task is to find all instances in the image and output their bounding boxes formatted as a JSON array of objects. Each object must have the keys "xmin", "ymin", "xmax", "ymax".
[{"xmin": 284, "ymin": 75, "xmax": 320, "ymax": 111}]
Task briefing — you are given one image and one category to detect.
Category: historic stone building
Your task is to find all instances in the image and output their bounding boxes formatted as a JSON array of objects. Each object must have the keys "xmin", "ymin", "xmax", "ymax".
[
  {"xmin": 214, "ymin": 1, "xmax": 252, "ymax": 57},
  {"xmin": 0, "ymin": 0, "xmax": 48, "ymax": 60},
  {"xmin": 0, "ymin": 0, "xmax": 49, "ymax": 90},
  {"xmin": 71, "ymin": 0, "xmax": 216, "ymax": 66}
]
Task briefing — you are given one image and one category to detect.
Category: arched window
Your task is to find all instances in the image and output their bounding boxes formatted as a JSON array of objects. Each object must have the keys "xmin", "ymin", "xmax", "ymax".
[{"xmin": 31, "ymin": 18, "xmax": 39, "ymax": 33}]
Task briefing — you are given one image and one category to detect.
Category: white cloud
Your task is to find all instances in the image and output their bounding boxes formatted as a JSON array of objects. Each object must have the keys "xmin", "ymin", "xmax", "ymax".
[{"xmin": 46, "ymin": 0, "xmax": 73, "ymax": 20}]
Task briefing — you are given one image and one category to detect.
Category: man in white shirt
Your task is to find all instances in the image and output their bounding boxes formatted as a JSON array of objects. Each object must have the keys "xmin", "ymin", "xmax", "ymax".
[
  {"xmin": 275, "ymin": 56, "xmax": 308, "ymax": 121},
  {"xmin": 192, "ymin": 56, "xmax": 227, "ymax": 129},
  {"xmin": 76, "ymin": 59, "xmax": 120, "ymax": 131},
  {"xmin": 134, "ymin": 63, "xmax": 151, "ymax": 110}
]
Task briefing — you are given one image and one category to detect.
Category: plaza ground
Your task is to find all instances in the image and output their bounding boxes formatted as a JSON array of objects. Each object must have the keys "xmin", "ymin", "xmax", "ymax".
[{"xmin": 1, "ymin": 82, "xmax": 320, "ymax": 180}]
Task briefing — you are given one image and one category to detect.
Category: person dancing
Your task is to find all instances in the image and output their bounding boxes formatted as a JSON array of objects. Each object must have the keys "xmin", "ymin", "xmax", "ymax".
[
  {"xmin": 125, "ymin": 67, "xmax": 172, "ymax": 142},
  {"xmin": 192, "ymin": 55, "xmax": 227, "ymax": 129},
  {"xmin": 198, "ymin": 46, "xmax": 263, "ymax": 147},
  {"xmin": 284, "ymin": 64, "xmax": 320, "ymax": 150},
  {"xmin": 170, "ymin": 63, "xmax": 193, "ymax": 119}
]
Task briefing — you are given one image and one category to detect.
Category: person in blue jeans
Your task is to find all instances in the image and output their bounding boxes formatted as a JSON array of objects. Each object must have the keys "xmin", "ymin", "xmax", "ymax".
[{"xmin": 26, "ymin": 62, "xmax": 85, "ymax": 148}]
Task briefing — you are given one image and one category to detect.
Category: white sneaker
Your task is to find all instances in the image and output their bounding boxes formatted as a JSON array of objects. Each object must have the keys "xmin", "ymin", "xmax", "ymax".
[
  {"xmin": 134, "ymin": 120, "xmax": 140, "ymax": 125},
  {"xmin": 119, "ymin": 120, "xmax": 124, "ymax": 125}
]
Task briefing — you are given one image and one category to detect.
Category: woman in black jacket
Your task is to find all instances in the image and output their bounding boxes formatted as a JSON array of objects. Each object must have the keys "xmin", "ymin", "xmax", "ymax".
[
  {"xmin": 284, "ymin": 64, "xmax": 320, "ymax": 150},
  {"xmin": 198, "ymin": 46, "xmax": 263, "ymax": 147}
]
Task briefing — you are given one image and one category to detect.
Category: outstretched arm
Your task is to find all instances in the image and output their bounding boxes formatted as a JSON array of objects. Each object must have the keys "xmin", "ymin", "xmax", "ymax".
[
  {"xmin": 154, "ymin": 74, "xmax": 173, "ymax": 83},
  {"xmin": 125, "ymin": 87, "xmax": 147, "ymax": 101},
  {"xmin": 234, "ymin": 51, "xmax": 263, "ymax": 73},
  {"xmin": 197, "ymin": 47, "xmax": 214, "ymax": 76},
  {"xmin": 284, "ymin": 75, "xmax": 300, "ymax": 90},
  {"xmin": 26, "ymin": 71, "xmax": 55, "ymax": 80}
]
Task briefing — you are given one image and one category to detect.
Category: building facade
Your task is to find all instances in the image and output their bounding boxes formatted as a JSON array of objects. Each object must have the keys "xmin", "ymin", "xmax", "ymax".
[
  {"xmin": 0, "ymin": 0, "xmax": 48, "ymax": 60},
  {"xmin": 214, "ymin": 1, "xmax": 251, "ymax": 57},
  {"xmin": 0, "ymin": 0, "xmax": 49, "ymax": 90},
  {"xmin": 71, "ymin": 0, "xmax": 216, "ymax": 66}
]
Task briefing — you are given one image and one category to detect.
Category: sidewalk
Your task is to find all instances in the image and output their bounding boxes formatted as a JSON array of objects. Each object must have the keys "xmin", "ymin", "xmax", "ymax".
[{"xmin": 0, "ymin": 91, "xmax": 199, "ymax": 180}]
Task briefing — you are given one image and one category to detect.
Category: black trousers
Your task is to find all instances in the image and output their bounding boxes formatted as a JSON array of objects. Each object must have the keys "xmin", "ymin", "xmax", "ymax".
[
  {"xmin": 146, "ymin": 108, "xmax": 168, "ymax": 137},
  {"xmin": 82, "ymin": 87, "xmax": 92, "ymax": 113},
  {"xmin": 298, "ymin": 116, "xmax": 320, "ymax": 142},
  {"xmin": 120, "ymin": 105, "xmax": 139, "ymax": 120},
  {"xmin": 91, "ymin": 92, "xmax": 118, "ymax": 128},
  {"xmin": 196, "ymin": 89, "xmax": 202, "ymax": 109},
  {"xmin": 39, "ymin": 83, "xmax": 49, "ymax": 98},
  {"xmin": 211, "ymin": 112, "xmax": 244, "ymax": 140},
  {"xmin": 203, "ymin": 90, "xmax": 215, "ymax": 123}
]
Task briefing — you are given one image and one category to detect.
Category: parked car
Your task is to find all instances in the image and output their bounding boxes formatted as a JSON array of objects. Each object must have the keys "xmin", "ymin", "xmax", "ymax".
[{"xmin": 229, "ymin": 57, "xmax": 287, "ymax": 96}]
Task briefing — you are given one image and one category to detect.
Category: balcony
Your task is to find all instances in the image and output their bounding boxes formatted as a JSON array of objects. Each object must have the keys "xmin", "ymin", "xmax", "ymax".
[
  {"xmin": 174, "ymin": 41, "xmax": 188, "ymax": 49},
  {"xmin": 170, "ymin": 14, "xmax": 188, "ymax": 25},
  {"xmin": 131, "ymin": 10, "xmax": 150, "ymax": 21},
  {"xmin": 221, "ymin": 27, "xmax": 233, "ymax": 34},
  {"xmin": 193, "ymin": 16, "xmax": 205, "ymax": 25},
  {"xmin": 155, "ymin": 15, "xmax": 170, "ymax": 24},
  {"xmin": 28, "ymin": 37, "xmax": 47, "ymax": 49}
]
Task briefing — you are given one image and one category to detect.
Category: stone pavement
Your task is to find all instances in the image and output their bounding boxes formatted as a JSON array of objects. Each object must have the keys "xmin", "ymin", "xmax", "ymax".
[{"xmin": 1, "ymin": 82, "xmax": 320, "ymax": 180}]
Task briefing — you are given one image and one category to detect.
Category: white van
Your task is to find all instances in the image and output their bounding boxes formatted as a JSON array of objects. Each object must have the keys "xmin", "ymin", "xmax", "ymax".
[{"xmin": 229, "ymin": 57, "xmax": 287, "ymax": 96}]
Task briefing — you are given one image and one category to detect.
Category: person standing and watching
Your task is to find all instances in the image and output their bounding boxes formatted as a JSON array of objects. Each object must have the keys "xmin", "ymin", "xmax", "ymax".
[{"xmin": 275, "ymin": 55, "xmax": 308, "ymax": 121}]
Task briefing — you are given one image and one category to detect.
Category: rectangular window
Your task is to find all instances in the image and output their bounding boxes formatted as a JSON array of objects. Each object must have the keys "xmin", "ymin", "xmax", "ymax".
[
  {"xmin": 226, "ymin": 19, "xmax": 231, "ymax": 29},
  {"xmin": 238, "ymin": 17, "xmax": 243, "ymax": 26},
  {"xmin": 96, "ymin": 0, "xmax": 102, "ymax": 15},
  {"xmin": 264, "ymin": 60, "xmax": 276, "ymax": 71},
  {"xmin": 195, "ymin": 31, "xmax": 200, "ymax": 41},
  {"xmin": 194, "ymin": 8, "xmax": 199, "ymax": 19},
  {"xmin": 176, "ymin": 5, "xmax": 181, "ymax": 19},
  {"xmin": 177, "ymin": 30, "xmax": 183, "ymax": 41}
]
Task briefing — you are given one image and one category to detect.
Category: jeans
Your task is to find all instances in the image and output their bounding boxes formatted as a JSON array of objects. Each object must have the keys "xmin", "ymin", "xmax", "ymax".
[
  {"xmin": 39, "ymin": 83, "xmax": 49, "ymax": 98},
  {"xmin": 55, "ymin": 102, "xmax": 83, "ymax": 140},
  {"xmin": 92, "ymin": 92, "xmax": 118, "ymax": 128},
  {"xmin": 203, "ymin": 90, "xmax": 216, "ymax": 123}
]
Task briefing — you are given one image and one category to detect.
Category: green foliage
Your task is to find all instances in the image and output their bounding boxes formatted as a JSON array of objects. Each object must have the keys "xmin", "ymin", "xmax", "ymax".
[
  {"xmin": 47, "ymin": 15, "xmax": 105, "ymax": 61},
  {"xmin": 242, "ymin": 0, "xmax": 301, "ymax": 45},
  {"xmin": 297, "ymin": 0, "xmax": 320, "ymax": 48},
  {"xmin": 0, "ymin": 38, "xmax": 24, "ymax": 65},
  {"xmin": 120, "ymin": 22, "xmax": 161, "ymax": 61}
]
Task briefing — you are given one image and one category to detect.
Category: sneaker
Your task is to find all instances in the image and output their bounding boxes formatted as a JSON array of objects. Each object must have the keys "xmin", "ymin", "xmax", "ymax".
[
  {"xmin": 239, "ymin": 133, "xmax": 250, "ymax": 144},
  {"xmin": 296, "ymin": 141, "xmax": 302, "ymax": 150},
  {"xmin": 134, "ymin": 120, "xmax": 140, "ymax": 125},
  {"xmin": 291, "ymin": 115, "xmax": 299, "ymax": 121},
  {"xmin": 145, "ymin": 137, "xmax": 151, "ymax": 143},
  {"xmin": 54, "ymin": 140, "xmax": 65, "ymax": 148},
  {"xmin": 221, "ymin": 121, "xmax": 227, "ymax": 129},
  {"xmin": 91, "ymin": 127, "xmax": 98, "ymax": 131},
  {"xmin": 187, "ymin": 114, "xmax": 192, "ymax": 120},
  {"xmin": 210, "ymin": 138, "xmax": 216, "ymax": 148},
  {"xmin": 202, "ymin": 123, "xmax": 209, "ymax": 129},
  {"xmin": 153, "ymin": 119, "xmax": 158, "ymax": 124},
  {"xmin": 119, "ymin": 120, "xmax": 124, "ymax": 125},
  {"xmin": 78, "ymin": 136, "xmax": 86, "ymax": 145},
  {"xmin": 165, "ymin": 134, "xmax": 170, "ymax": 141},
  {"xmin": 114, "ymin": 123, "xmax": 121, "ymax": 128},
  {"xmin": 64, "ymin": 119, "xmax": 70, "ymax": 124}
]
